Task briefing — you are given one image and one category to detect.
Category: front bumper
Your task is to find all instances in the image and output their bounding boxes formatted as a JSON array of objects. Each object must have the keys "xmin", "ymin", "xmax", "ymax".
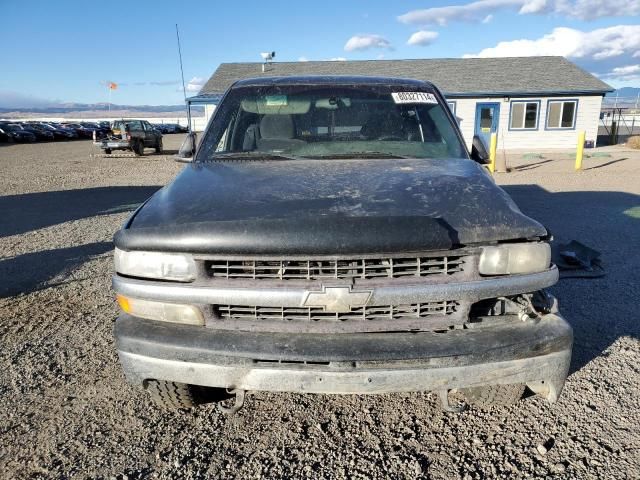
[
  {"xmin": 94, "ymin": 140, "xmax": 130, "ymax": 150},
  {"xmin": 115, "ymin": 312, "xmax": 572, "ymax": 401}
]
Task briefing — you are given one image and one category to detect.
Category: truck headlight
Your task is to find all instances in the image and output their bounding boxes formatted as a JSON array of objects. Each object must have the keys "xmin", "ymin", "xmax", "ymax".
[
  {"xmin": 117, "ymin": 295, "xmax": 204, "ymax": 325},
  {"xmin": 479, "ymin": 243, "xmax": 551, "ymax": 275},
  {"xmin": 114, "ymin": 248, "xmax": 196, "ymax": 282}
]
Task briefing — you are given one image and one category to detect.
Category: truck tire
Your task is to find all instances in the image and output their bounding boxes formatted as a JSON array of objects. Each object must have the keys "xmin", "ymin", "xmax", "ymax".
[
  {"xmin": 104, "ymin": 148, "xmax": 112, "ymax": 155},
  {"xmin": 460, "ymin": 383, "xmax": 526, "ymax": 407},
  {"xmin": 134, "ymin": 140, "xmax": 145, "ymax": 156},
  {"xmin": 144, "ymin": 379, "xmax": 199, "ymax": 409},
  {"xmin": 143, "ymin": 379, "xmax": 232, "ymax": 409},
  {"xmin": 155, "ymin": 138, "xmax": 163, "ymax": 154}
]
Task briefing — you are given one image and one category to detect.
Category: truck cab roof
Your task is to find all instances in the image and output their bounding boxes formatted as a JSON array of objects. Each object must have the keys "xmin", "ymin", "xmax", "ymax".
[{"xmin": 231, "ymin": 75, "xmax": 435, "ymax": 90}]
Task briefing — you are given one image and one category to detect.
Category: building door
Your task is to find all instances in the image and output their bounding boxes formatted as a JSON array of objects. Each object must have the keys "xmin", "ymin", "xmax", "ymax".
[{"xmin": 474, "ymin": 103, "xmax": 500, "ymax": 147}]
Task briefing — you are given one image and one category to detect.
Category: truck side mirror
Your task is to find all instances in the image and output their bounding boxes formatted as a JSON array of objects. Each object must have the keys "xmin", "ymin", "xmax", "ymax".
[
  {"xmin": 175, "ymin": 132, "xmax": 197, "ymax": 162},
  {"xmin": 470, "ymin": 135, "xmax": 490, "ymax": 164}
]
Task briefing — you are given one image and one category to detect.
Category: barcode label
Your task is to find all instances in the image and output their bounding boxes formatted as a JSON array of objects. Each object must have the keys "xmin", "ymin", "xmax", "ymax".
[{"xmin": 391, "ymin": 92, "xmax": 438, "ymax": 104}]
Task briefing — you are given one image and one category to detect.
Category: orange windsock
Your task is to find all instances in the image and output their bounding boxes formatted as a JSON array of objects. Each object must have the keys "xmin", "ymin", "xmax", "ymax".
[{"xmin": 108, "ymin": 82, "xmax": 118, "ymax": 90}]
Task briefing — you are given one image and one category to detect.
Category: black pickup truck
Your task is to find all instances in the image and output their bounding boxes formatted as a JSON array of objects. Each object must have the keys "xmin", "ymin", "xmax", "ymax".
[
  {"xmin": 112, "ymin": 76, "xmax": 572, "ymax": 413},
  {"xmin": 94, "ymin": 119, "xmax": 162, "ymax": 155}
]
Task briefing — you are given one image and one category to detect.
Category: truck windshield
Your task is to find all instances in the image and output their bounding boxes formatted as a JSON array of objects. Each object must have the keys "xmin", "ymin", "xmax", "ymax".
[{"xmin": 197, "ymin": 84, "xmax": 467, "ymax": 160}]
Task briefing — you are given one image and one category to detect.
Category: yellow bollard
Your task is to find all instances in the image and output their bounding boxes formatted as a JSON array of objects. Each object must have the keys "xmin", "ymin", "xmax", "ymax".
[
  {"xmin": 488, "ymin": 133, "xmax": 498, "ymax": 173},
  {"xmin": 575, "ymin": 131, "xmax": 586, "ymax": 170}
]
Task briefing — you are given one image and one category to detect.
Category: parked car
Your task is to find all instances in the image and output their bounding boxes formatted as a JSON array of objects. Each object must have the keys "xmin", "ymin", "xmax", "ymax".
[
  {"xmin": 21, "ymin": 123, "xmax": 57, "ymax": 141},
  {"xmin": 152, "ymin": 123, "xmax": 187, "ymax": 134},
  {"xmin": 81, "ymin": 122, "xmax": 110, "ymax": 139},
  {"xmin": 36, "ymin": 122, "xmax": 77, "ymax": 139},
  {"xmin": 45, "ymin": 123, "xmax": 80, "ymax": 139},
  {"xmin": 165, "ymin": 123, "xmax": 188, "ymax": 133},
  {"xmin": 95, "ymin": 119, "xmax": 162, "ymax": 155},
  {"xmin": 162, "ymin": 123, "xmax": 179, "ymax": 133},
  {"xmin": 112, "ymin": 76, "xmax": 572, "ymax": 413},
  {"xmin": 152, "ymin": 123, "xmax": 170, "ymax": 134},
  {"xmin": 0, "ymin": 123, "xmax": 36, "ymax": 142},
  {"xmin": 15, "ymin": 123, "xmax": 54, "ymax": 141},
  {"xmin": 61, "ymin": 123, "xmax": 94, "ymax": 138}
]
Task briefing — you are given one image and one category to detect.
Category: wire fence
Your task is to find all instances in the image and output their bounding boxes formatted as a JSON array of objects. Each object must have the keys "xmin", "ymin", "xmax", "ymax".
[{"xmin": 602, "ymin": 96, "xmax": 640, "ymax": 109}]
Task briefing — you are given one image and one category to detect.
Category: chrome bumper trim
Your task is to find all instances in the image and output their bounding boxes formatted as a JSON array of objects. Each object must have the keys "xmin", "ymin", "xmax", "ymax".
[{"xmin": 112, "ymin": 266, "xmax": 558, "ymax": 307}]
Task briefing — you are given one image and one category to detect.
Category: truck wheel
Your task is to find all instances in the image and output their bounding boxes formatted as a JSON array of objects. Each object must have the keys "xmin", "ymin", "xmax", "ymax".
[
  {"xmin": 144, "ymin": 379, "xmax": 231, "ymax": 409},
  {"xmin": 104, "ymin": 148, "xmax": 112, "ymax": 155},
  {"xmin": 155, "ymin": 138, "xmax": 163, "ymax": 154},
  {"xmin": 460, "ymin": 383, "xmax": 526, "ymax": 407},
  {"xmin": 134, "ymin": 140, "xmax": 145, "ymax": 156},
  {"xmin": 144, "ymin": 379, "xmax": 199, "ymax": 408}
]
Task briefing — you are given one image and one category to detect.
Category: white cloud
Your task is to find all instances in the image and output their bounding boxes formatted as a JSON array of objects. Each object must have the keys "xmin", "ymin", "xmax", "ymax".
[
  {"xmin": 601, "ymin": 64, "xmax": 640, "ymax": 84},
  {"xmin": 185, "ymin": 76, "xmax": 205, "ymax": 93},
  {"xmin": 518, "ymin": 0, "xmax": 548, "ymax": 14},
  {"xmin": 398, "ymin": 0, "xmax": 640, "ymax": 25},
  {"xmin": 399, "ymin": 0, "xmax": 519, "ymax": 26},
  {"xmin": 298, "ymin": 56, "xmax": 309, "ymax": 62},
  {"xmin": 344, "ymin": 34, "xmax": 393, "ymax": 52},
  {"xmin": 463, "ymin": 25, "xmax": 640, "ymax": 60},
  {"xmin": 606, "ymin": 64, "xmax": 640, "ymax": 76},
  {"xmin": 329, "ymin": 57, "xmax": 347, "ymax": 61},
  {"xmin": 407, "ymin": 30, "xmax": 439, "ymax": 46},
  {"xmin": 482, "ymin": 14, "xmax": 494, "ymax": 23}
]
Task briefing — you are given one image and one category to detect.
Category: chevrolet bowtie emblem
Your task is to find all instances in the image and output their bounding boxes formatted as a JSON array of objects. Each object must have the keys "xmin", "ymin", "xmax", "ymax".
[{"xmin": 302, "ymin": 286, "xmax": 373, "ymax": 313}]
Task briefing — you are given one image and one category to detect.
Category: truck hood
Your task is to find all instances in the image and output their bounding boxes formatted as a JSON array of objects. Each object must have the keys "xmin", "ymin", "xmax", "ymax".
[{"xmin": 115, "ymin": 158, "xmax": 547, "ymax": 255}]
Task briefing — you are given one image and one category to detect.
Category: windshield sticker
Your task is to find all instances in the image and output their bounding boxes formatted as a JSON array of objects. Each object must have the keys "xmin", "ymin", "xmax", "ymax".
[
  {"xmin": 265, "ymin": 95, "xmax": 288, "ymax": 106},
  {"xmin": 391, "ymin": 92, "xmax": 438, "ymax": 104}
]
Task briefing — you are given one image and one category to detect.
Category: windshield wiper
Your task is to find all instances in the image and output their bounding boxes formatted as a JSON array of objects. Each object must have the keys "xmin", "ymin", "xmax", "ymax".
[
  {"xmin": 302, "ymin": 152, "xmax": 414, "ymax": 159},
  {"xmin": 206, "ymin": 151, "xmax": 301, "ymax": 162}
]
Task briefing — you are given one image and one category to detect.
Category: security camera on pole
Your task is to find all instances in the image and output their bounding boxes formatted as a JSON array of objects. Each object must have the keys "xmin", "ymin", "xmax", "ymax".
[{"xmin": 260, "ymin": 51, "xmax": 276, "ymax": 72}]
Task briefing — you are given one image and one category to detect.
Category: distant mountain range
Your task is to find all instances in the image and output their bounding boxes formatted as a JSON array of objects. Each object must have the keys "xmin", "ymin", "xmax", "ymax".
[
  {"xmin": 0, "ymin": 89, "xmax": 636, "ymax": 117},
  {"xmin": 0, "ymin": 102, "xmax": 206, "ymax": 119},
  {"xmin": 606, "ymin": 87, "xmax": 640, "ymax": 99}
]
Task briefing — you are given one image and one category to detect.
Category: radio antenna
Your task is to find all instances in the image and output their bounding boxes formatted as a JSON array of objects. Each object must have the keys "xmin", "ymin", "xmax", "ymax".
[
  {"xmin": 176, "ymin": 24, "xmax": 187, "ymax": 103},
  {"xmin": 176, "ymin": 23, "xmax": 192, "ymax": 132}
]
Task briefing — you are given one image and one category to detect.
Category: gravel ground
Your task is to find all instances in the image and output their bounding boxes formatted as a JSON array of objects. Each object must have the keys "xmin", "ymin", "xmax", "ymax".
[{"xmin": 0, "ymin": 137, "xmax": 639, "ymax": 479}]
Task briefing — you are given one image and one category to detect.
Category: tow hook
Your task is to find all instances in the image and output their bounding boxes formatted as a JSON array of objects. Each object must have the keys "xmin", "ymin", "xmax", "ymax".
[
  {"xmin": 217, "ymin": 389, "xmax": 246, "ymax": 415},
  {"xmin": 438, "ymin": 389, "xmax": 466, "ymax": 413}
]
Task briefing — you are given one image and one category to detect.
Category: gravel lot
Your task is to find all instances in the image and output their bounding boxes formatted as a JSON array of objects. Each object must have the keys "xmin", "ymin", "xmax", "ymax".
[{"xmin": 1, "ymin": 136, "xmax": 639, "ymax": 479}]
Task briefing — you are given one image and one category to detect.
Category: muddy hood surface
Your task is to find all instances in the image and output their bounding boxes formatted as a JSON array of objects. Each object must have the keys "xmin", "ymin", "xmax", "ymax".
[{"xmin": 116, "ymin": 158, "xmax": 547, "ymax": 254}]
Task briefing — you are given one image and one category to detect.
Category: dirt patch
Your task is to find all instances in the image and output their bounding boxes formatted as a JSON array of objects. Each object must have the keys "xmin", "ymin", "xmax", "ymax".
[{"xmin": 1, "ymin": 138, "xmax": 639, "ymax": 478}]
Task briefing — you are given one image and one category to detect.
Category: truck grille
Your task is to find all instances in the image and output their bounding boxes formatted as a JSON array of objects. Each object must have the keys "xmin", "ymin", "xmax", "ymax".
[
  {"xmin": 215, "ymin": 301, "xmax": 459, "ymax": 322},
  {"xmin": 206, "ymin": 255, "xmax": 465, "ymax": 280}
]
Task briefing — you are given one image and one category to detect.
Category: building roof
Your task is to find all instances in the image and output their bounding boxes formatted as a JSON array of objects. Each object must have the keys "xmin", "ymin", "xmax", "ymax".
[{"xmin": 198, "ymin": 56, "xmax": 612, "ymax": 98}]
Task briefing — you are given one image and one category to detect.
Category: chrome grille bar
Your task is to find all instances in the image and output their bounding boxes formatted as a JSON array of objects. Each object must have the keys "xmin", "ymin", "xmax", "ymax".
[
  {"xmin": 216, "ymin": 301, "xmax": 459, "ymax": 323},
  {"xmin": 206, "ymin": 255, "xmax": 465, "ymax": 280}
]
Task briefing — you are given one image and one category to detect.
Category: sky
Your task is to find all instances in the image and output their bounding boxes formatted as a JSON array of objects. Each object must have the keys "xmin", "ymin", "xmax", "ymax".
[{"xmin": 1, "ymin": 0, "xmax": 639, "ymax": 107}]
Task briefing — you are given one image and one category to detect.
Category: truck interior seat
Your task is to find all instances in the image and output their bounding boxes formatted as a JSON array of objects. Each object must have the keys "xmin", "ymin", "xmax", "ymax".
[{"xmin": 256, "ymin": 114, "xmax": 305, "ymax": 151}]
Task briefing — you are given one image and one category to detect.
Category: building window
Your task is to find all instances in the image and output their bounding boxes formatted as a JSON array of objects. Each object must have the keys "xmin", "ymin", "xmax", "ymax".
[
  {"xmin": 546, "ymin": 100, "xmax": 577, "ymax": 129},
  {"xmin": 509, "ymin": 101, "xmax": 540, "ymax": 130},
  {"xmin": 447, "ymin": 101, "xmax": 456, "ymax": 115}
]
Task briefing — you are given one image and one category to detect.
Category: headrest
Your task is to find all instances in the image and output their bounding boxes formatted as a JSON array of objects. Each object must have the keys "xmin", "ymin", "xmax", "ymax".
[{"xmin": 260, "ymin": 115, "xmax": 296, "ymax": 139}]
